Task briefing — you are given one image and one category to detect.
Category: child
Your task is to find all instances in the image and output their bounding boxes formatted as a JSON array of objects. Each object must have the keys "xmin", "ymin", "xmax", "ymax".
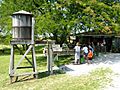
[
  {"xmin": 87, "ymin": 48, "xmax": 93, "ymax": 64},
  {"xmin": 82, "ymin": 44, "xmax": 88, "ymax": 60}
]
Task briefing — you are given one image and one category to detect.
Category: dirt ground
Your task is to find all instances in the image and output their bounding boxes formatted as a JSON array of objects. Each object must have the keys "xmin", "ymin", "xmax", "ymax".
[{"xmin": 59, "ymin": 53, "xmax": 120, "ymax": 90}]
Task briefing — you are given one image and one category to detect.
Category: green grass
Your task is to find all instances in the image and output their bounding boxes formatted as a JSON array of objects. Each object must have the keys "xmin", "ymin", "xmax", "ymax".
[
  {"xmin": 35, "ymin": 45, "xmax": 45, "ymax": 54},
  {"xmin": 0, "ymin": 44, "xmax": 45, "ymax": 55},
  {"xmin": 0, "ymin": 45, "xmax": 10, "ymax": 49},
  {"xmin": 54, "ymin": 55, "xmax": 74, "ymax": 66},
  {"xmin": 0, "ymin": 54, "xmax": 113, "ymax": 90}
]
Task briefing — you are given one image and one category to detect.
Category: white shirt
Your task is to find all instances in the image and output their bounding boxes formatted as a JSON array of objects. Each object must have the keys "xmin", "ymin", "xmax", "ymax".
[
  {"xmin": 74, "ymin": 46, "xmax": 80, "ymax": 53},
  {"xmin": 82, "ymin": 46, "xmax": 88, "ymax": 53},
  {"xmin": 74, "ymin": 46, "xmax": 80, "ymax": 59}
]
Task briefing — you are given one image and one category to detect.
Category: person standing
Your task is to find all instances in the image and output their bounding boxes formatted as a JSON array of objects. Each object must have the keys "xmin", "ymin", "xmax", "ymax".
[
  {"xmin": 89, "ymin": 44, "xmax": 94, "ymax": 53},
  {"xmin": 82, "ymin": 44, "xmax": 88, "ymax": 60},
  {"xmin": 87, "ymin": 48, "xmax": 93, "ymax": 64},
  {"xmin": 74, "ymin": 42, "xmax": 81, "ymax": 64}
]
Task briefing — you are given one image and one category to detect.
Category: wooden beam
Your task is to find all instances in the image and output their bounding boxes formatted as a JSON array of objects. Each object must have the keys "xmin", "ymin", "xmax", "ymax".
[
  {"xmin": 16, "ymin": 66, "xmax": 33, "ymax": 69},
  {"xmin": 10, "ymin": 40, "xmax": 32, "ymax": 44},
  {"xmin": 32, "ymin": 45, "xmax": 37, "ymax": 78},
  {"xmin": 14, "ymin": 45, "xmax": 33, "ymax": 65},
  {"xmin": 47, "ymin": 43, "xmax": 51, "ymax": 74},
  {"xmin": 9, "ymin": 45, "xmax": 14, "ymax": 76},
  {"xmin": 12, "ymin": 45, "xmax": 33, "ymax": 74}
]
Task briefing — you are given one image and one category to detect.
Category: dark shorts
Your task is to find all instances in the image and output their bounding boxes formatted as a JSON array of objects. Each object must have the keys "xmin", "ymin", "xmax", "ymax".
[
  {"xmin": 88, "ymin": 57, "xmax": 92, "ymax": 60},
  {"xmin": 84, "ymin": 53, "xmax": 88, "ymax": 57}
]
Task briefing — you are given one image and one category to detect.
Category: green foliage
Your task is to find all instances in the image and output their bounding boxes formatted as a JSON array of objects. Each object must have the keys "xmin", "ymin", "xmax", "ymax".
[{"xmin": 1, "ymin": 0, "xmax": 120, "ymax": 44}]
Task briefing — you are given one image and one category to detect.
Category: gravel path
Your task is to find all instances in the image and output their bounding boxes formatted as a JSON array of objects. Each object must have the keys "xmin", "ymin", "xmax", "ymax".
[
  {"xmin": 59, "ymin": 53, "xmax": 120, "ymax": 90},
  {"xmin": 95, "ymin": 53, "xmax": 120, "ymax": 90}
]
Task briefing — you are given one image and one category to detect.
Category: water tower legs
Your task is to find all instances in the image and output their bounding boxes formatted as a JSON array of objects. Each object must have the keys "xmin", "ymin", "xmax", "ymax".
[{"xmin": 9, "ymin": 42, "xmax": 37, "ymax": 83}]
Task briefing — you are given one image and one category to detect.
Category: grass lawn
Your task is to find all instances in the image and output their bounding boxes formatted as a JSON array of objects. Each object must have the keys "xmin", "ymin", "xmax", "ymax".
[{"xmin": 0, "ymin": 53, "xmax": 113, "ymax": 90}]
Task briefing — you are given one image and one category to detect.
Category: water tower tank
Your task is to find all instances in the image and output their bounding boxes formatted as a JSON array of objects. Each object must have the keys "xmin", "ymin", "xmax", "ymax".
[{"xmin": 12, "ymin": 10, "xmax": 33, "ymax": 40}]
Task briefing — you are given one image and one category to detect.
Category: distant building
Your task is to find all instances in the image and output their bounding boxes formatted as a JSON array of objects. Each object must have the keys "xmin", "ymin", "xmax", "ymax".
[{"xmin": 69, "ymin": 31, "xmax": 120, "ymax": 53}]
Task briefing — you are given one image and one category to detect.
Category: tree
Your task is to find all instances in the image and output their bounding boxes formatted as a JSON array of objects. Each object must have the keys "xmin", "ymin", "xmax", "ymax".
[
  {"xmin": 35, "ymin": 0, "xmax": 76, "ymax": 45},
  {"xmin": 1, "ymin": 0, "xmax": 120, "ymax": 45}
]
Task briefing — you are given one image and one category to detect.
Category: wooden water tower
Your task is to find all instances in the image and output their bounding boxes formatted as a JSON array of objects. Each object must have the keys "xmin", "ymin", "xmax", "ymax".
[{"xmin": 9, "ymin": 10, "xmax": 37, "ymax": 83}]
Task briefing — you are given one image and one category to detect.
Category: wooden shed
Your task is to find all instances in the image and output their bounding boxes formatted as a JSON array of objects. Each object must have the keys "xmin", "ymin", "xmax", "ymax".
[{"xmin": 70, "ymin": 31, "xmax": 120, "ymax": 53}]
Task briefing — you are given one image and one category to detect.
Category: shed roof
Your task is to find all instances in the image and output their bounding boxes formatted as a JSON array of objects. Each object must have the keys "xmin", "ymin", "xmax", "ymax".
[
  {"xmin": 12, "ymin": 10, "xmax": 33, "ymax": 16},
  {"xmin": 74, "ymin": 31, "xmax": 115, "ymax": 37}
]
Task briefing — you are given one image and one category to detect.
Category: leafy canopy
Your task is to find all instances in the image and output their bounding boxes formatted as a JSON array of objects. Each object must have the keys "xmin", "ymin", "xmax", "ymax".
[{"xmin": 0, "ymin": 0, "xmax": 120, "ymax": 44}]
